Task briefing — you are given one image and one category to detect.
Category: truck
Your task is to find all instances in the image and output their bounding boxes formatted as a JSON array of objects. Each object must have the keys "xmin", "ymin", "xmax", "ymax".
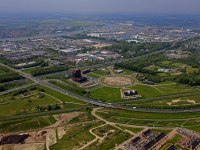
[{"xmin": 133, "ymin": 107, "xmax": 137, "ymax": 109}]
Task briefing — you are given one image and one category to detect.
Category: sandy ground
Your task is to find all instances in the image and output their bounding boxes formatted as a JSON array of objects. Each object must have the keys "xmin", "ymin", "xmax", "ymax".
[
  {"xmin": 13, "ymin": 143, "xmax": 45, "ymax": 150},
  {"xmin": 167, "ymin": 99, "xmax": 196, "ymax": 105},
  {"xmin": 46, "ymin": 129, "xmax": 57, "ymax": 148},
  {"xmin": 0, "ymin": 144, "xmax": 14, "ymax": 150},
  {"xmin": 57, "ymin": 127, "xmax": 65, "ymax": 139},
  {"xmin": 104, "ymin": 76, "xmax": 131, "ymax": 86}
]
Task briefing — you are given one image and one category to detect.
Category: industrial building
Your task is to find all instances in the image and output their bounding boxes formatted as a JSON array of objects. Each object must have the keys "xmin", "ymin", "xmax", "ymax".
[{"xmin": 72, "ymin": 69, "xmax": 87, "ymax": 83}]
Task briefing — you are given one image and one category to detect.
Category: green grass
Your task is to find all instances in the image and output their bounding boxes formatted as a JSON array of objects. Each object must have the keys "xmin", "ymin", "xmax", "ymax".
[
  {"xmin": 186, "ymin": 66, "xmax": 199, "ymax": 73},
  {"xmin": 158, "ymin": 73, "xmax": 169, "ymax": 77},
  {"xmin": 84, "ymin": 125, "xmax": 130, "ymax": 150},
  {"xmin": 117, "ymin": 68, "xmax": 133, "ymax": 75},
  {"xmin": 91, "ymin": 87, "xmax": 122, "ymax": 102},
  {"xmin": 172, "ymin": 63, "xmax": 185, "ymax": 67},
  {"xmin": 93, "ymin": 70, "xmax": 109, "ymax": 76},
  {"xmin": 87, "ymin": 73, "xmax": 101, "ymax": 79},
  {"xmin": 167, "ymin": 134, "xmax": 183, "ymax": 144},
  {"xmin": 155, "ymin": 120, "xmax": 185, "ymax": 127},
  {"xmin": 151, "ymin": 129, "xmax": 172, "ymax": 135},
  {"xmin": 186, "ymin": 125, "xmax": 200, "ymax": 134},
  {"xmin": 0, "ymin": 92, "xmax": 60, "ymax": 117},
  {"xmin": 131, "ymin": 84, "xmax": 164, "ymax": 98},
  {"xmin": 97, "ymin": 108, "xmax": 200, "ymax": 120},
  {"xmin": 41, "ymin": 85, "xmax": 87, "ymax": 104},
  {"xmin": 22, "ymin": 68, "xmax": 39, "ymax": 74},
  {"xmin": 161, "ymin": 61, "xmax": 172, "ymax": 65},
  {"xmin": 155, "ymin": 84, "xmax": 196, "ymax": 95},
  {"xmin": 0, "ymin": 115, "xmax": 56, "ymax": 133},
  {"xmin": 118, "ymin": 125, "xmax": 144, "ymax": 134},
  {"xmin": 50, "ymin": 122, "xmax": 101, "ymax": 150}
]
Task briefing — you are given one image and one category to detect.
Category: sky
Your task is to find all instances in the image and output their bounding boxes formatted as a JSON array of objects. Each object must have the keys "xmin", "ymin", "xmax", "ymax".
[{"xmin": 0, "ymin": 0, "xmax": 200, "ymax": 14}]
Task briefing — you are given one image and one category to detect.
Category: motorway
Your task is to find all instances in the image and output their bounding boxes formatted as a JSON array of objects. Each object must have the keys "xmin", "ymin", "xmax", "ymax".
[{"xmin": 1, "ymin": 48, "xmax": 200, "ymax": 113}]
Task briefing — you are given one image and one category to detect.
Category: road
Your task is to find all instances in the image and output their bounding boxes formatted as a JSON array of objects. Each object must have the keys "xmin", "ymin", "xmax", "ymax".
[{"xmin": 1, "ymin": 46, "xmax": 200, "ymax": 114}]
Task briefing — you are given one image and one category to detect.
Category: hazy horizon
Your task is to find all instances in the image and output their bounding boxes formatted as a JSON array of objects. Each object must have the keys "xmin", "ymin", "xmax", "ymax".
[{"xmin": 0, "ymin": 0, "xmax": 200, "ymax": 14}]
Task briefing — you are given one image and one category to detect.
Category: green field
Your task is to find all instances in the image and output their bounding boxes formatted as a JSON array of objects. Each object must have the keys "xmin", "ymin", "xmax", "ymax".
[
  {"xmin": 117, "ymin": 125, "xmax": 144, "ymax": 134},
  {"xmin": 91, "ymin": 87, "xmax": 122, "ymax": 102},
  {"xmin": 161, "ymin": 61, "xmax": 172, "ymax": 65},
  {"xmin": 151, "ymin": 129, "xmax": 172, "ymax": 135},
  {"xmin": 97, "ymin": 108, "xmax": 200, "ymax": 121},
  {"xmin": 172, "ymin": 63, "xmax": 185, "ymax": 67},
  {"xmin": 0, "ymin": 90, "xmax": 60, "ymax": 117},
  {"xmin": 131, "ymin": 84, "xmax": 164, "ymax": 98},
  {"xmin": 158, "ymin": 73, "xmax": 169, "ymax": 77},
  {"xmin": 87, "ymin": 73, "xmax": 101, "ymax": 79},
  {"xmin": 155, "ymin": 84, "xmax": 196, "ymax": 95},
  {"xmin": 124, "ymin": 93, "xmax": 200, "ymax": 109},
  {"xmin": 186, "ymin": 66, "xmax": 199, "ymax": 73},
  {"xmin": 22, "ymin": 68, "xmax": 39, "ymax": 74},
  {"xmin": 93, "ymin": 70, "xmax": 109, "ymax": 76},
  {"xmin": 50, "ymin": 122, "xmax": 102, "ymax": 150},
  {"xmin": 84, "ymin": 125, "xmax": 130, "ymax": 150},
  {"xmin": 0, "ymin": 115, "xmax": 56, "ymax": 133}
]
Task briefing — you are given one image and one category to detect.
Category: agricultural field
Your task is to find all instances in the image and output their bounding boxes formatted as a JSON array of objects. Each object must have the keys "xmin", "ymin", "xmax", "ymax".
[
  {"xmin": 158, "ymin": 73, "xmax": 170, "ymax": 77},
  {"xmin": 161, "ymin": 61, "xmax": 172, "ymax": 65}
]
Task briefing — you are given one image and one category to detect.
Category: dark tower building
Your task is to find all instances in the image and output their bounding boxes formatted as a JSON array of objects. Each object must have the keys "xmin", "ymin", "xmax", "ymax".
[{"xmin": 72, "ymin": 69, "xmax": 87, "ymax": 83}]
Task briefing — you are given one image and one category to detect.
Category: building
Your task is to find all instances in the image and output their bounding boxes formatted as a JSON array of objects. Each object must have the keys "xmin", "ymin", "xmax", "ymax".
[
  {"xmin": 124, "ymin": 90, "xmax": 138, "ymax": 97},
  {"xmin": 72, "ymin": 69, "xmax": 87, "ymax": 83},
  {"xmin": 190, "ymin": 139, "xmax": 200, "ymax": 150},
  {"xmin": 115, "ymin": 70, "xmax": 123, "ymax": 74},
  {"xmin": 166, "ymin": 144, "xmax": 175, "ymax": 150},
  {"xmin": 132, "ymin": 73, "xmax": 140, "ymax": 77},
  {"xmin": 82, "ymin": 68, "xmax": 91, "ymax": 74},
  {"xmin": 142, "ymin": 129, "xmax": 152, "ymax": 138},
  {"xmin": 131, "ymin": 137, "xmax": 141, "ymax": 146}
]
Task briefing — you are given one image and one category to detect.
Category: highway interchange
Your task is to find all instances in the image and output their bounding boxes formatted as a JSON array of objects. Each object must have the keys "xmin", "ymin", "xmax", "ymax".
[{"xmin": 1, "ymin": 48, "xmax": 200, "ymax": 114}]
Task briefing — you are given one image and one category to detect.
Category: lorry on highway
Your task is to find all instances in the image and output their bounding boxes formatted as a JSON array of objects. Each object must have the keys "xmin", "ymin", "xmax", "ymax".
[{"xmin": 133, "ymin": 107, "xmax": 137, "ymax": 109}]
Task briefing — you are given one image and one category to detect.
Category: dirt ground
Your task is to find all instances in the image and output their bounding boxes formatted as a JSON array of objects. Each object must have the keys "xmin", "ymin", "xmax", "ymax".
[
  {"xmin": 57, "ymin": 127, "xmax": 65, "ymax": 139},
  {"xmin": 104, "ymin": 76, "xmax": 132, "ymax": 86},
  {"xmin": 13, "ymin": 143, "xmax": 45, "ymax": 150}
]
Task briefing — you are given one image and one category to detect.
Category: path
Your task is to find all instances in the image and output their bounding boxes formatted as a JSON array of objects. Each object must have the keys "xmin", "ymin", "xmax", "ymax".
[{"xmin": 107, "ymin": 66, "xmax": 115, "ymax": 76}]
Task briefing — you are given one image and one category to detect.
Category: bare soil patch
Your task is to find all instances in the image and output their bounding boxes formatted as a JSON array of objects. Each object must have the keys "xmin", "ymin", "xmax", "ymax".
[{"xmin": 104, "ymin": 76, "xmax": 132, "ymax": 86}]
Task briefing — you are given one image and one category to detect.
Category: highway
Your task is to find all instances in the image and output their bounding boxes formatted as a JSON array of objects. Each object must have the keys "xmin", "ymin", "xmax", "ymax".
[{"xmin": 2, "ymin": 47, "xmax": 200, "ymax": 113}]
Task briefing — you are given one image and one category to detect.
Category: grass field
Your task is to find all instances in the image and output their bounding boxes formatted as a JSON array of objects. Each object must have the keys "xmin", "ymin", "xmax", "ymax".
[
  {"xmin": 87, "ymin": 73, "xmax": 101, "ymax": 79},
  {"xmin": 96, "ymin": 108, "xmax": 200, "ymax": 122},
  {"xmin": 151, "ymin": 129, "xmax": 172, "ymax": 135},
  {"xmin": 117, "ymin": 125, "xmax": 144, "ymax": 134},
  {"xmin": 22, "ymin": 68, "xmax": 39, "ymax": 74},
  {"xmin": 91, "ymin": 86, "xmax": 122, "ymax": 102},
  {"xmin": 186, "ymin": 66, "xmax": 199, "ymax": 73},
  {"xmin": 50, "ymin": 122, "xmax": 102, "ymax": 150},
  {"xmin": 166, "ymin": 134, "xmax": 183, "ymax": 144},
  {"xmin": 117, "ymin": 68, "xmax": 133, "ymax": 75},
  {"xmin": 155, "ymin": 84, "xmax": 196, "ymax": 95},
  {"xmin": 172, "ymin": 63, "xmax": 185, "ymax": 67},
  {"xmin": 161, "ymin": 61, "xmax": 172, "ymax": 65},
  {"xmin": 93, "ymin": 70, "xmax": 109, "ymax": 76},
  {"xmin": 124, "ymin": 93, "xmax": 200, "ymax": 109},
  {"xmin": 84, "ymin": 125, "xmax": 130, "ymax": 150},
  {"xmin": 131, "ymin": 84, "xmax": 164, "ymax": 98},
  {"xmin": 0, "ymin": 115, "xmax": 56, "ymax": 133},
  {"xmin": 0, "ymin": 91, "xmax": 60, "ymax": 117},
  {"xmin": 158, "ymin": 73, "xmax": 169, "ymax": 77}
]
